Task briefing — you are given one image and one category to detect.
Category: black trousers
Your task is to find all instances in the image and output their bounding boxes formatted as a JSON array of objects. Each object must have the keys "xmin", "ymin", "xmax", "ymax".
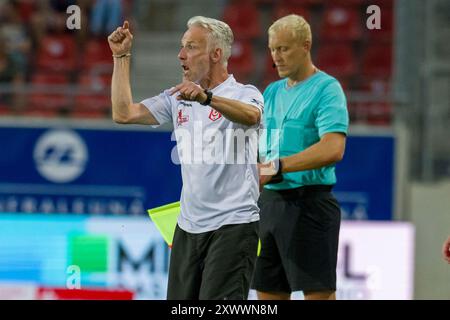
[{"xmin": 167, "ymin": 221, "xmax": 259, "ymax": 300}]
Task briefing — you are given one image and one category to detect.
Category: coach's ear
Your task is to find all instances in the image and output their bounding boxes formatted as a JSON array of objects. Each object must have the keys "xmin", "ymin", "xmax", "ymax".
[{"xmin": 210, "ymin": 47, "xmax": 222, "ymax": 64}]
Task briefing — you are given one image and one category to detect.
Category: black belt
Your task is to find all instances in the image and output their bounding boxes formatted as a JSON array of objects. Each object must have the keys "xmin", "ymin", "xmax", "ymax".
[{"xmin": 270, "ymin": 185, "xmax": 333, "ymax": 198}]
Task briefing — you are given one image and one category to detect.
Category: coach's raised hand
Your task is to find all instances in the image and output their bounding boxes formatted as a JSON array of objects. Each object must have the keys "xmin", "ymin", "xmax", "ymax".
[{"xmin": 108, "ymin": 21, "xmax": 133, "ymax": 56}]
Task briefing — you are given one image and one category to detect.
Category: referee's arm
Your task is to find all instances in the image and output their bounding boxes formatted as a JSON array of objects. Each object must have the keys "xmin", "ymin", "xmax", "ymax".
[{"xmin": 280, "ymin": 132, "xmax": 346, "ymax": 173}]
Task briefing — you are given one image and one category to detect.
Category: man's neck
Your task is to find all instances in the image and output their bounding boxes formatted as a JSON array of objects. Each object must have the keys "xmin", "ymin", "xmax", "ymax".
[
  {"xmin": 200, "ymin": 67, "xmax": 229, "ymax": 90},
  {"xmin": 287, "ymin": 62, "xmax": 317, "ymax": 87}
]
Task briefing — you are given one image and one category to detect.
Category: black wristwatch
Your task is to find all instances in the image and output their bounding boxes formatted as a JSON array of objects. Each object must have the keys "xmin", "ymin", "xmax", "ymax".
[
  {"xmin": 269, "ymin": 159, "xmax": 283, "ymax": 184},
  {"xmin": 201, "ymin": 89, "xmax": 213, "ymax": 106}
]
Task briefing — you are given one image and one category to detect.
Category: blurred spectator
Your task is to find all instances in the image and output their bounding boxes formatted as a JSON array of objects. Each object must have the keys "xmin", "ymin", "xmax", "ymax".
[
  {"xmin": 443, "ymin": 235, "xmax": 450, "ymax": 264},
  {"xmin": 0, "ymin": 34, "xmax": 25, "ymax": 112},
  {"xmin": 0, "ymin": 0, "xmax": 32, "ymax": 76},
  {"xmin": 90, "ymin": 0, "xmax": 123, "ymax": 36},
  {"xmin": 30, "ymin": 0, "xmax": 76, "ymax": 47}
]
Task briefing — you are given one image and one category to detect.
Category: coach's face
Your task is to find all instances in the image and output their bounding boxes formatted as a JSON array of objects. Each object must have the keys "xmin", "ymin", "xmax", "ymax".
[
  {"xmin": 178, "ymin": 26, "xmax": 211, "ymax": 83},
  {"xmin": 269, "ymin": 30, "xmax": 309, "ymax": 79}
]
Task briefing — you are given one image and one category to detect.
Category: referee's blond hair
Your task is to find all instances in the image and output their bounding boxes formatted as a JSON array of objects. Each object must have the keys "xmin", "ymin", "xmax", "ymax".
[{"xmin": 269, "ymin": 14, "xmax": 312, "ymax": 45}]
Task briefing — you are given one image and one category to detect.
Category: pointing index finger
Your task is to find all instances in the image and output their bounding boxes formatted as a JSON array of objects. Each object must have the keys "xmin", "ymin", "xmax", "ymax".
[{"xmin": 169, "ymin": 84, "xmax": 182, "ymax": 95}]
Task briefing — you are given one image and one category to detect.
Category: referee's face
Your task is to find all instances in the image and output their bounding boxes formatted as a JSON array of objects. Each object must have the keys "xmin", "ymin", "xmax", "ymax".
[
  {"xmin": 178, "ymin": 26, "xmax": 211, "ymax": 82},
  {"xmin": 269, "ymin": 30, "xmax": 308, "ymax": 79}
]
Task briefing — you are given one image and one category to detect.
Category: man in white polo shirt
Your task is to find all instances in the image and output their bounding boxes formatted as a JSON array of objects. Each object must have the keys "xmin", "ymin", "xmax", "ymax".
[{"xmin": 108, "ymin": 17, "xmax": 263, "ymax": 299}]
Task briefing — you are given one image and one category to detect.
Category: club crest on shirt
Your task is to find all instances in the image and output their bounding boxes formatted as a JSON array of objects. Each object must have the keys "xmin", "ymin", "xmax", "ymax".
[
  {"xmin": 209, "ymin": 109, "xmax": 222, "ymax": 121},
  {"xmin": 177, "ymin": 109, "xmax": 189, "ymax": 126}
]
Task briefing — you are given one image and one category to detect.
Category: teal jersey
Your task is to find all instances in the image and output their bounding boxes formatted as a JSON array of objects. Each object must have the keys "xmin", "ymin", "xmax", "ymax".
[{"xmin": 260, "ymin": 71, "xmax": 349, "ymax": 190}]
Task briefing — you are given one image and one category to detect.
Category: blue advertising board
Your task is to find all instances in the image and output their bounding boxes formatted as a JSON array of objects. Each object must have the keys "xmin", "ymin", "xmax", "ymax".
[
  {"xmin": 334, "ymin": 134, "xmax": 395, "ymax": 220},
  {"xmin": 0, "ymin": 125, "xmax": 394, "ymax": 219},
  {"xmin": 0, "ymin": 125, "xmax": 181, "ymax": 215}
]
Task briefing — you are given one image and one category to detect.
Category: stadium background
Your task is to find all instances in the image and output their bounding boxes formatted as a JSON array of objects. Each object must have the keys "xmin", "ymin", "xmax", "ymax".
[{"xmin": 0, "ymin": 0, "xmax": 448, "ymax": 299}]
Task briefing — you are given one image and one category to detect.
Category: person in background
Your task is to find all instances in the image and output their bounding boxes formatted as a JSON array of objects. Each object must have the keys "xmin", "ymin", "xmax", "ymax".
[
  {"xmin": 0, "ymin": 33, "xmax": 25, "ymax": 112},
  {"xmin": 252, "ymin": 14, "xmax": 349, "ymax": 300},
  {"xmin": 442, "ymin": 235, "xmax": 450, "ymax": 264}
]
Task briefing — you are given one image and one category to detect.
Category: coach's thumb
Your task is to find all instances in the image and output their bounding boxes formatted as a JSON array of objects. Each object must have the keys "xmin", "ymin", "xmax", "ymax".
[{"xmin": 123, "ymin": 20, "xmax": 129, "ymax": 30}]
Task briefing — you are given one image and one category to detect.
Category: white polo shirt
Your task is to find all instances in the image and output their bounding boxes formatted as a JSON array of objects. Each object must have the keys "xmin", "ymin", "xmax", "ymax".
[{"xmin": 141, "ymin": 75, "xmax": 264, "ymax": 233}]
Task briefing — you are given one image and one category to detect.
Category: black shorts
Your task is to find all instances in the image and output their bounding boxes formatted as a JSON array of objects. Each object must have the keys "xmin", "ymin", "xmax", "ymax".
[
  {"xmin": 167, "ymin": 221, "xmax": 259, "ymax": 300},
  {"xmin": 251, "ymin": 185, "xmax": 341, "ymax": 293}
]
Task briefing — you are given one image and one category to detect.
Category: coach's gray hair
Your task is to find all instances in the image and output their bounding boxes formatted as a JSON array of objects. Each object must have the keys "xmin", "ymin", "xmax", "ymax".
[
  {"xmin": 269, "ymin": 14, "xmax": 312, "ymax": 44},
  {"xmin": 187, "ymin": 16, "xmax": 234, "ymax": 66}
]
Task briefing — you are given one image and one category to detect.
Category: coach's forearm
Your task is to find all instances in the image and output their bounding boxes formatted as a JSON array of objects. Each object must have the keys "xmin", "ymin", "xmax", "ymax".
[
  {"xmin": 210, "ymin": 96, "xmax": 260, "ymax": 126},
  {"xmin": 111, "ymin": 57, "xmax": 133, "ymax": 123}
]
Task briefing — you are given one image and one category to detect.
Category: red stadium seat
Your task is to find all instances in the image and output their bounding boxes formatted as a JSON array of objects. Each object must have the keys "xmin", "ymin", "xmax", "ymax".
[
  {"xmin": 283, "ymin": 0, "xmax": 363, "ymax": 6},
  {"xmin": 316, "ymin": 44, "xmax": 357, "ymax": 78},
  {"xmin": 253, "ymin": 0, "xmax": 276, "ymax": 5},
  {"xmin": 263, "ymin": 52, "xmax": 279, "ymax": 85},
  {"xmin": 20, "ymin": 109, "xmax": 60, "ymax": 118},
  {"xmin": 320, "ymin": 6, "xmax": 362, "ymax": 41},
  {"xmin": 273, "ymin": 4, "xmax": 310, "ymax": 21},
  {"xmin": 36, "ymin": 35, "xmax": 77, "ymax": 72},
  {"xmin": 75, "ymin": 74, "xmax": 111, "ymax": 112},
  {"xmin": 222, "ymin": 1, "xmax": 261, "ymax": 40},
  {"xmin": 361, "ymin": 44, "xmax": 393, "ymax": 77},
  {"xmin": 327, "ymin": 0, "xmax": 364, "ymax": 6},
  {"xmin": 349, "ymin": 101, "xmax": 392, "ymax": 126},
  {"xmin": 228, "ymin": 40, "xmax": 255, "ymax": 83},
  {"xmin": 282, "ymin": 0, "xmax": 324, "ymax": 6},
  {"xmin": 82, "ymin": 39, "xmax": 114, "ymax": 74},
  {"xmin": 29, "ymin": 73, "xmax": 71, "ymax": 111},
  {"xmin": 366, "ymin": 8, "xmax": 393, "ymax": 42},
  {"xmin": 70, "ymin": 109, "xmax": 108, "ymax": 119},
  {"xmin": 0, "ymin": 104, "xmax": 11, "ymax": 115},
  {"xmin": 365, "ymin": 0, "xmax": 394, "ymax": 9},
  {"xmin": 357, "ymin": 77, "xmax": 391, "ymax": 95},
  {"xmin": 17, "ymin": 0, "xmax": 36, "ymax": 23}
]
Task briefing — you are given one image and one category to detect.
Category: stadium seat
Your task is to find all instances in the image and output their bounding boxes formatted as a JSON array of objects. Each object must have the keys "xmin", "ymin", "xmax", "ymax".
[
  {"xmin": 70, "ymin": 109, "xmax": 108, "ymax": 119},
  {"xmin": 320, "ymin": 6, "xmax": 362, "ymax": 41},
  {"xmin": 316, "ymin": 44, "xmax": 357, "ymax": 78},
  {"xmin": 348, "ymin": 101, "xmax": 392, "ymax": 126},
  {"xmin": 222, "ymin": 1, "xmax": 261, "ymax": 40},
  {"xmin": 283, "ymin": 0, "xmax": 324, "ymax": 6},
  {"xmin": 29, "ymin": 73, "xmax": 71, "ymax": 111},
  {"xmin": 228, "ymin": 40, "xmax": 255, "ymax": 83},
  {"xmin": 357, "ymin": 77, "xmax": 391, "ymax": 95},
  {"xmin": 327, "ymin": 0, "xmax": 364, "ymax": 6},
  {"xmin": 361, "ymin": 44, "xmax": 393, "ymax": 77},
  {"xmin": 292, "ymin": 0, "xmax": 364, "ymax": 6},
  {"xmin": 253, "ymin": 0, "xmax": 276, "ymax": 5},
  {"xmin": 17, "ymin": 0, "xmax": 36, "ymax": 23},
  {"xmin": 366, "ymin": 8, "xmax": 393, "ymax": 42},
  {"xmin": 365, "ymin": 0, "xmax": 394, "ymax": 9},
  {"xmin": 35, "ymin": 35, "xmax": 77, "ymax": 72},
  {"xmin": 262, "ymin": 52, "xmax": 279, "ymax": 87},
  {"xmin": 0, "ymin": 104, "xmax": 11, "ymax": 115},
  {"xmin": 273, "ymin": 4, "xmax": 310, "ymax": 21},
  {"xmin": 75, "ymin": 74, "xmax": 111, "ymax": 112},
  {"xmin": 20, "ymin": 109, "xmax": 60, "ymax": 118},
  {"xmin": 81, "ymin": 39, "xmax": 114, "ymax": 74}
]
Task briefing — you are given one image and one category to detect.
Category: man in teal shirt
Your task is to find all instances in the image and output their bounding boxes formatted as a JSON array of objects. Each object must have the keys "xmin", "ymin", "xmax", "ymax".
[{"xmin": 252, "ymin": 15, "xmax": 348, "ymax": 300}]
